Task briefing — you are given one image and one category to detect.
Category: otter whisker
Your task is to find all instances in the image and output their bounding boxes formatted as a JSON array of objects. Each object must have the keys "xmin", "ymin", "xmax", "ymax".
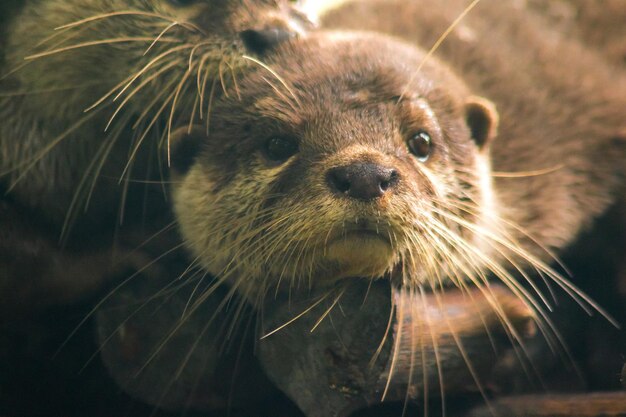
[
  {"xmin": 370, "ymin": 301, "xmax": 396, "ymax": 369},
  {"xmin": 261, "ymin": 290, "xmax": 333, "ymax": 339},
  {"xmin": 416, "ymin": 228, "xmax": 517, "ymax": 356},
  {"xmin": 226, "ymin": 60, "xmax": 242, "ymax": 101},
  {"xmin": 24, "ymin": 37, "xmax": 181, "ymax": 61},
  {"xmin": 196, "ymin": 53, "xmax": 213, "ymax": 117},
  {"xmin": 204, "ymin": 77, "xmax": 218, "ymax": 135},
  {"xmin": 442, "ymin": 208, "xmax": 556, "ymax": 312},
  {"xmin": 113, "ymin": 44, "xmax": 194, "ymax": 102},
  {"xmin": 288, "ymin": 226, "xmax": 319, "ymax": 292},
  {"xmin": 54, "ymin": 10, "xmax": 183, "ymax": 31},
  {"xmin": 402, "ymin": 287, "xmax": 418, "ymax": 417},
  {"xmin": 187, "ymin": 93, "xmax": 201, "ymax": 134},
  {"xmin": 55, "ymin": 241, "xmax": 187, "ymax": 357},
  {"xmin": 131, "ymin": 220, "xmax": 179, "ymax": 252},
  {"xmin": 0, "ymin": 81, "xmax": 105, "ymax": 97},
  {"xmin": 1, "ymin": 26, "xmax": 89, "ymax": 81},
  {"xmin": 414, "ymin": 227, "xmax": 535, "ymax": 369},
  {"xmin": 420, "ymin": 291, "xmax": 429, "ymax": 417},
  {"xmin": 453, "ymin": 196, "xmax": 572, "ymax": 279},
  {"xmin": 432, "ymin": 206, "xmax": 617, "ymax": 326},
  {"xmin": 145, "ymin": 22, "xmax": 181, "ymax": 56},
  {"xmin": 182, "ymin": 265, "xmax": 213, "ymax": 317},
  {"xmin": 135, "ymin": 277, "xmax": 245, "ymax": 378},
  {"xmin": 33, "ymin": 26, "xmax": 75, "ymax": 49},
  {"xmin": 260, "ymin": 75, "xmax": 300, "ymax": 113},
  {"xmin": 382, "ymin": 286, "xmax": 406, "ymax": 401},
  {"xmin": 437, "ymin": 191, "xmax": 566, "ymax": 306},
  {"xmin": 119, "ymin": 77, "xmax": 182, "ymax": 179},
  {"xmin": 425, "ymin": 218, "xmax": 572, "ymax": 365},
  {"xmin": 82, "ymin": 268, "xmax": 204, "ymax": 374},
  {"xmin": 131, "ymin": 76, "xmax": 180, "ymax": 130},
  {"xmin": 309, "ymin": 285, "xmax": 347, "ymax": 333},
  {"xmin": 425, "ymin": 218, "xmax": 556, "ymax": 341},
  {"xmin": 448, "ymin": 197, "xmax": 561, "ymax": 306},
  {"xmin": 61, "ymin": 113, "xmax": 131, "ymax": 238},
  {"xmin": 419, "ymin": 286, "xmax": 446, "ymax": 417},
  {"xmin": 492, "ymin": 165, "xmax": 565, "ymax": 178},
  {"xmin": 242, "ymin": 55, "xmax": 301, "ymax": 107},
  {"xmin": 218, "ymin": 59, "xmax": 230, "ymax": 99},
  {"xmin": 187, "ymin": 41, "xmax": 212, "ymax": 70},
  {"xmin": 105, "ymin": 59, "xmax": 181, "ymax": 132},
  {"xmin": 432, "ymin": 290, "xmax": 496, "ymax": 416},
  {"xmin": 397, "ymin": 0, "xmax": 482, "ymax": 102},
  {"xmin": 421, "ymin": 215, "xmax": 540, "ymax": 324}
]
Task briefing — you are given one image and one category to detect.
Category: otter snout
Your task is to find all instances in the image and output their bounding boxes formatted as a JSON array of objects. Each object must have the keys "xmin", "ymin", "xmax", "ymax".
[{"xmin": 326, "ymin": 163, "xmax": 399, "ymax": 201}]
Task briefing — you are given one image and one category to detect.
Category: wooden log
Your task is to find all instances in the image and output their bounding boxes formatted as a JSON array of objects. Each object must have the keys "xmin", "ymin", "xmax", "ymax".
[{"xmin": 467, "ymin": 392, "xmax": 626, "ymax": 417}]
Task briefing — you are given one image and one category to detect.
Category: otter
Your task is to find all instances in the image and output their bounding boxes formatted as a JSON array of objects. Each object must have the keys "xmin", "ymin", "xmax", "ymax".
[
  {"xmin": 170, "ymin": 4, "xmax": 626, "ymax": 308},
  {"xmin": 161, "ymin": 3, "xmax": 625, "ymax": 412},
  {"xmin": 0, "ymin": 0, "xmax": 312, "ymax": 314}
]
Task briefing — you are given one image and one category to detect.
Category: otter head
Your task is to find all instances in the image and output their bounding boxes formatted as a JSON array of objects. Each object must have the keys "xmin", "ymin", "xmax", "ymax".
[
  {"xmin": 3, "ymin": 0, "xmax": 312, "ymax": 127},
  {"xmin": 170, "ymin": 32, "xmax": 500, "ymax": 303}
]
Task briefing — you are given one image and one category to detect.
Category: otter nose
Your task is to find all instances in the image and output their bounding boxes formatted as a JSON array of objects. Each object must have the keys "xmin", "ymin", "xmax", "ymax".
[
  {"xmin": 327, "ymin": 163, "xmax": 399, "ymax": 201},
  {"xmin": 240, "ymin": 28, "xmax": 294, "ymax": 55}
]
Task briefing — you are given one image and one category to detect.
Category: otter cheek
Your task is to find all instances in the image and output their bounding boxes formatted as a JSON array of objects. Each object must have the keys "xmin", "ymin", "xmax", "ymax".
[{"xmin": 172, "ymin": 167, "xmax": 224, "ymax": 272}]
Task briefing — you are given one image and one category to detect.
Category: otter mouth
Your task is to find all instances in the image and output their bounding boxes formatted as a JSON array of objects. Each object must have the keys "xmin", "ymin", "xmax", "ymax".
[{"xmin": 327, "ymin": 219, "xmax": 392, "ymax": 246}]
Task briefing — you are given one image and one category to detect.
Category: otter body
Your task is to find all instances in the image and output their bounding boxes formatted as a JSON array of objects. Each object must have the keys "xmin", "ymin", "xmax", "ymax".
[{"xmin": 0, "ymin": 0, "xmax": 310, "ymax": 312}]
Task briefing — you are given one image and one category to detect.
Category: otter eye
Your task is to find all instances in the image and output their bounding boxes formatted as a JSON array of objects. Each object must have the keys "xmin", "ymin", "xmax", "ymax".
[
  {"xmin": 407, "ymin": 131, "xmax": 432, "ymax": 162},
  {"xmin": 264, "ymin": 136, "xmax": 299, "ymax": 162}
]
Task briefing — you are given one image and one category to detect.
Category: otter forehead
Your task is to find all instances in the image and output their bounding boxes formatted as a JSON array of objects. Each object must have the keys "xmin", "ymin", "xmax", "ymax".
[
  {"xmin": 201, "ymin": 32, "xmax": 473, "ymax": 166},
  {"xmin": 258, "ymin": 32, "xmax": 471, "ymax": 104},
  {"xmin": 236, "ymin": 32, "xmax": 471, "ymax": 133}
]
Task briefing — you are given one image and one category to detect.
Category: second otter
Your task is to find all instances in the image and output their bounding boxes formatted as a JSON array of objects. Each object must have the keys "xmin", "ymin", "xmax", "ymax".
[{"xmin": 0, "ymin": 0, "xmax": 311, "ymax": 313}]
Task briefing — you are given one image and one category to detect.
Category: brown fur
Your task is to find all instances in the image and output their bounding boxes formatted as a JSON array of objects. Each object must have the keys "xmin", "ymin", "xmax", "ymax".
[
  {"xmin": 0, "ymin": 0, "xmax": 311, "ymax": 313},
  {"xmin": 526, "ymin": 0, "xmax": 626, "ymax": 69}
]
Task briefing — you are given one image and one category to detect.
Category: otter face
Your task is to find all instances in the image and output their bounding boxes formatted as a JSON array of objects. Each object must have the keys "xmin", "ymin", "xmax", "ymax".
[{"xmin": 171, "ymin": 32, "xmax": 499, "ymax": 301}]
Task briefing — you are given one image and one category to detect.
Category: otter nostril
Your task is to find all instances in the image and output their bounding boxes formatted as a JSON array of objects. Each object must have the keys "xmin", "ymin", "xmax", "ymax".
[
  {"xmin": 239, "ymin": 28, "xmax": 294, "ymax": 55},
  {"xmin": 327, "ymin": 163, "xmax": 399, "ymax": 201},
  {"xmin": 328, "ymin": 168, "xmax": 352, "ymax": 194}
]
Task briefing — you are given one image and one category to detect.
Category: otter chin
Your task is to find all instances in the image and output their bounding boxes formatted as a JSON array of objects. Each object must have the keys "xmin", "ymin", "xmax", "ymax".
[
  {"xmin": 324, "ymin": 237, "xmax": 395, "ymax": 280},
  {"xmin": 171, "ymin": 30, "xmax": 500, "ymax": 302}
]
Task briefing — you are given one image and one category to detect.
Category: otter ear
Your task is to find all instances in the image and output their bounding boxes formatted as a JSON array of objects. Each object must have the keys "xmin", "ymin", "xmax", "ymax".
[
  {"xmin": 170, "ymin": 128, "xmax": 205, "ymax": 175},
  {"xmin": 464, "ymin": 96, "xmax": 499, "ymax": 151}
]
